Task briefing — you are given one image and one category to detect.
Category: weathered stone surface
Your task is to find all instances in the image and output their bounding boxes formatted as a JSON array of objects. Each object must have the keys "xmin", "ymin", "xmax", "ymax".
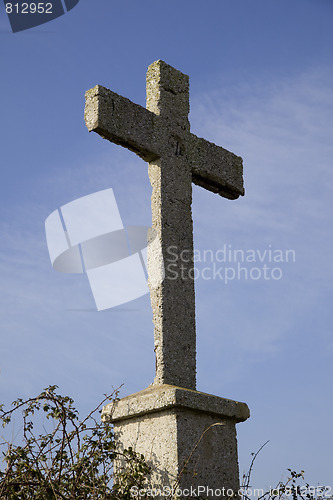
[
  {"xmin": 103, "ymin": 385, "xmax": 249, "ymax": 498},
  {"xmin": 85, "ymin": 60, "xmax": 248, "ymax": 497},
  {"xmin": 84, "ymin": 86, "xmax": 159, "ymax": 162},
  {"xmin": 189, "ymin": 135, "xmax": 244, "ymax": 199},
  {"xmin": 84, "ymin": 60, "xmax": 244, "ymax": 390},
  {"xmin": 103, "ymin": 384, "xmax": 250, "ymax": 423}
]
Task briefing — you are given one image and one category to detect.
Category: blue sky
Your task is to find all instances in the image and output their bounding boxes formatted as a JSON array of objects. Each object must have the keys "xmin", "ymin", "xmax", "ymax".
[{"xmin": 1, "ymin": 0, "xmax": 332, "ymax": 491}]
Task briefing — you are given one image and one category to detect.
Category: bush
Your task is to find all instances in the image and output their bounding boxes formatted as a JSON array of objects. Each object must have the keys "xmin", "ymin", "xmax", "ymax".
[
  {"xmin": 0, "ymin": 385, "xmax": 150, "ymax": 499},
  {"xmin": 240, "ymin": 441, "xmax": 331, "ymax": 500},
  {"xmin": 1, "ymin": 388, "xmax": 330, "ymax": 500}
]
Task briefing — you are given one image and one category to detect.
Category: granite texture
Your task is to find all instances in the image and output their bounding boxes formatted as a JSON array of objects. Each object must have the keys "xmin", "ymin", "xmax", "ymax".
[
  {"xmin": 84, "ymin": 61, "xmax": 248, "ymax": 498},
  {"xmin": 85, "ymin": 60, "xmax": 244, "ymax": 390},
  {"xmin": 103, "ymin": 385, "xmax": 249, "ymax": 499}
]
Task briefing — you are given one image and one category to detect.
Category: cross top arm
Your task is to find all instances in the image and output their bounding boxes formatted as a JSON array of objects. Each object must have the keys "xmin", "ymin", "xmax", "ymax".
[
  {"xmin": 84, "ymin": 85, "xmax": 159, "ymax": 163},
  {"xmin": 188, "ymin": 134, "xmax": 244, "ymax": 200},
  {"xmin": 84, "ymin": 61, "xmax": 244, "ymax": 201}
]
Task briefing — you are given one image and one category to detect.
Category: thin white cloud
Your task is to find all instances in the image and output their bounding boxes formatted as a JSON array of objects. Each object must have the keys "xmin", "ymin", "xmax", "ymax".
[{"xmin": 189, "ymin": 67, "xmax": 333, "ymax": 356}]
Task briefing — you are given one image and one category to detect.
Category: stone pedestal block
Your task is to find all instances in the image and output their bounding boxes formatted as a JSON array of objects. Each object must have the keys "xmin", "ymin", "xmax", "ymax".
[{"xmin": 102, "ymin": 385, "xmax": 250, "ymax": 499}]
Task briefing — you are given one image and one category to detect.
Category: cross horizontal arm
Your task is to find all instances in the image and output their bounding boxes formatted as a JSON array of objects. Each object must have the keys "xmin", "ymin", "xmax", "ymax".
[
  {"xmin": 85, "ymin": 85, "xmax": 159, "ymax": 162},
  {"xmin": 188, "ymin": 134, "xmax": 244, "ymax": 200}
]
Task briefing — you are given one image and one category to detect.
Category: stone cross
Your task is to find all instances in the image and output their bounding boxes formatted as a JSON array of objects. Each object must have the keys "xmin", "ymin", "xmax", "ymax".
[{"xmin": 85, "ymin": 60, "xmax": 244, "ymax": 391}]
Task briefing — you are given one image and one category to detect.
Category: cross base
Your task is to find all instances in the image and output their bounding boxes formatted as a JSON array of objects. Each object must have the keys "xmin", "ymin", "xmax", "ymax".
[{"xmin": 102, "ymin": 385, "xmax": 250, "ymax": 499}]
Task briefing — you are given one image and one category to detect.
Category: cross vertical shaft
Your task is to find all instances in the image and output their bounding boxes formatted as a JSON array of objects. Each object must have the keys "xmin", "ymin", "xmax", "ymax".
[{"xmin": 146, "ymin": 62, "xmax": 196, "ymax": 389}]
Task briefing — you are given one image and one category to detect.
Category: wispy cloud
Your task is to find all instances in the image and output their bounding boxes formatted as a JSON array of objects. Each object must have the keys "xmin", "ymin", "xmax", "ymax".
[{"xmin": 190, "ymin": 67, "xmax": 333, "ymax": 357}]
